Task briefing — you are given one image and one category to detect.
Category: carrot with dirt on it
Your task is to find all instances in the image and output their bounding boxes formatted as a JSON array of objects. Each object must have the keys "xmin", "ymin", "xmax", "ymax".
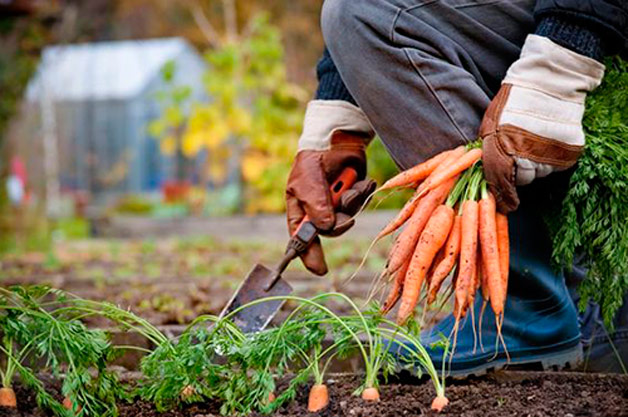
[
  {"xmin": 375, "ymin": 190, "xmax": 422, "ymax": 240},
  {"xmin": 308, "ymin": 384, "xmax": 329, "ymax": 412},
  {"xmin": 362, "ymin": 387, "xmax": 380, "ymax": 402},
  {"xmin": 449, "ymin": 171, "xmax": 481, "ymax": 357},
  {"xmin": 385, "ymin": 176, "xmax": 458, "ymax": 275},
  {"xmin": 453, "ymin": 168, "xmax": 483, "ymax": 321},
  {"xmin": 0, "ymin": 387, "xmax": 17, "ymax": 408},
  {"xmin": 396, "ymin": 203, "xmax": 455, "ymax": 324},
  {"xmin": 496, "ymin": 211, "xmax": 510, "ymax": 306},
  {"xmin": 427, "ymin": 215, "xmax": 461, "ymax": 305},
  {"xmin": 419, "ymin": 148, "xmax": 483, "ymax": 197},
  {"xmin": 379, "ymin": 149, "xmax": 455, "ymax": 190},
  {"xmin": 181, "ymin": 385, "xmax": 195, "ymax": 400},
  {"xmin": 479, "ymin": 184, "xmax": 504, "ymax": 318},
  {"xmin": 424, "ymin": 168, "xmax": 471, "ymax": 305},
  {"xmin": 478, "ymin": 253, "xmax": 490, "ymax": 352},
  {"xmin": 454, "ymin": 199, "xmax": 479, "ymax": 319},
  {"xmin": 63, "ymin": 396, "xmax": 82, "ymax": 414},
  {"xmin": 418, "ymin": 146, "xmax": 467, "ymax": 188},
  {"xmin": 267, "ymin": 391, "xmax": 276, "ymax": 404},
  {"xmin": 431, "ymin": 395, "xmax": 450, "ymax": 412},
  {"xmin": 381, "ymin": 257, "xmax": 411, "ymax": 313}
]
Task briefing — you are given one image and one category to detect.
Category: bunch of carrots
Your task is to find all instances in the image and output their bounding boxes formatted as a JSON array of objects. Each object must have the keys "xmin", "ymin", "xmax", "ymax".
[{"xmin": 366, "ymin": 143, "xmax": 509, "ymax": 355}]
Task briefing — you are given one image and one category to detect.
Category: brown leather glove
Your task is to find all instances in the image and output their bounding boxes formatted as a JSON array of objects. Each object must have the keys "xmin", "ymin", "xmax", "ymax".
[
  {"xmin": 480, "ymin": 35, "xmax": 604, "ymax": 213},
  {"xmin": 286, "ymin": 131, "xmax": 376, "ymax": 275}
]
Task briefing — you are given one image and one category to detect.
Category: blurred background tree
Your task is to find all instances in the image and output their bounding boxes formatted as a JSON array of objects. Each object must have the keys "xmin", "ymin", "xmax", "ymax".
[
  {"xmin": 147, "ymin": 0, "xmax": 400, "ymax": 213},
  {"xmin": 0, "ymin": 0, "xmax": 400, "ymax": 253},
  {"xmin": 149, "ymin": 7, "xmax": 307, "ymax": 213}
]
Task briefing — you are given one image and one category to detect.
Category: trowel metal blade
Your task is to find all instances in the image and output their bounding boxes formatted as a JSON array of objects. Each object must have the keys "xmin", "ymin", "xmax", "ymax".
[{"xmin": 219, "ymin": 263, "xmax": 293, "ymax": 333}]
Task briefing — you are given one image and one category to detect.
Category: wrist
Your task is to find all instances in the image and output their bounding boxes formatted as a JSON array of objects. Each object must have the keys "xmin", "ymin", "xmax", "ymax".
[
  {"xmin": 535, "ymin": 16, "xmax": 608, "ymax": 62},
  {"xmin": 298, "ymin": 100, "xmax": 374, "ymax": 152}
]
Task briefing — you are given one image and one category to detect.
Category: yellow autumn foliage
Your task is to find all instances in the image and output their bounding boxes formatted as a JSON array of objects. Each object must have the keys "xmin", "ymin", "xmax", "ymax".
[{"xmin": 150, "ymin": 15, "xmax": 306, "ymax": 213}]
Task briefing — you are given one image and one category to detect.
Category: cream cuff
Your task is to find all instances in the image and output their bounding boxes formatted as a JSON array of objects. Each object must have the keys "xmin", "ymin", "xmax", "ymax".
[
  {"xmin": 297, "ymin": 100, "xmax": 374, "ymax": 151},
  {"xmin": 503, "ymin": 35, "xmax": 605, "ymax": 103}
]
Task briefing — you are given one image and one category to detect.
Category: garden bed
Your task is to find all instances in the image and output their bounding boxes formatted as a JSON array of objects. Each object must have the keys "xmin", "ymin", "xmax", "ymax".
[{"xmin": 2, "ymin": 372, "xmax": 626, "ymax": 417}]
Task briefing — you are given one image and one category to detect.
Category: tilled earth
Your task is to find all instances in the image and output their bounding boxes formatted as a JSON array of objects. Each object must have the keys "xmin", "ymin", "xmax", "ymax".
[
  {"xmin": 1, "ymin": 372, "xmax": 626, "ymax": 417},
  {"xmin": 0, "ymin": 238, "xmax": 392, "ymax": 326}
]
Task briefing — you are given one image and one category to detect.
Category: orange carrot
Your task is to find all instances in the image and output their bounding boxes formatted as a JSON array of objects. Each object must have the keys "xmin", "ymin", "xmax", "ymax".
[
  {"xmin": 455, "ymin": 199, "xmax": 479, "ymax": 319},
  {"xmin": 494, "ymin": 211, "xmax": 510, "ymax": 356},
  {"xmin": 63, "ymin": 396, "xmax": 82, "ymax": 413},
  {"xmin": 480, "ymin": 248, "xmax": 490, "ymax": 302},
  {"xmin": 420, "ymin": 148, "xmax": 482, "ymax": 196},
  {"xmin": 267, "ymin": 392, "xmax": 276, "ymax": 404},
  {"xmin": 478, "ymin": 252, "xmax": 490, "ymax": 352},
  {"xmin": 381, "ymin": 257, "xmax": 411, "ymax": 313},
  {"xmin": 496, "ymin": 212, "xmax": 510, "ymax": 305},
  {"xmin": 380, "ymin": 149, "xmax": 453, "ymax": 190},
  {"xmin": 453, "ymin": 284, "xmax": 464, "ymax": 319},
  {"xmin": 386, "ymin": 177, "xmax": 457, "ymax": 274},
  {"xmin": 308, "ymin": 384, "xmax": 329, "ymax": 412},
  {"xmin": 426, "ymin": 246, "xmax": 446, "ymax": 289},
  {"xmin": 0, "ymin": 387, "xmax": 17, "ymax": 408},
  {"xmin": 376, "ymin": 191, "xmax": 422, "ymax": 240},
  {"xmin": 479, "ymin": 190, "xmax": 503, "ymax": 317},
  {"xmin": 181, "ymin": 385, "xmax": 195, "ymax": 399},
  {"xmin": 427, "ymin": 214, "xmax": 462, "ymax": 305},
  {"xmin": 362, "ymin": 387, "xmax": 380, "ymax": 402},
  {"xmin": 431, "ymin": 395, "xmax": 449, "ymax": 412},
  {"xmin": 467, "ymin": 246, "xmax": 481, "ymax": 307},
  {"xmin": 397, "ymin": 204, "xmax": 455, "ymax": 324},
  {"xmin": 418, "ymin": 146, "xmax": 466, "ymax": 193}
]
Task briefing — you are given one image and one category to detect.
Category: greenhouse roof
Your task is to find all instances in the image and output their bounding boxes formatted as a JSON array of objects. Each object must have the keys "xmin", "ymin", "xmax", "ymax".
[{"xmin": 26, "ymin": 37, "xmax": 199, "ymax": 102}]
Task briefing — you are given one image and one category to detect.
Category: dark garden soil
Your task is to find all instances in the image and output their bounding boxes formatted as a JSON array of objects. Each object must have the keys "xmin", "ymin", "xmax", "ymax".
[{"xmin": 1, "ymin": 372, "xmax": 626, "ymax": 417}]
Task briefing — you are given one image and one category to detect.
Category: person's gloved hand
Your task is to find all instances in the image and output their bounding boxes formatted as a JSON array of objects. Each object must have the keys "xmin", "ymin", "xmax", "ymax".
[
  {"xmin": 480, "ymin": 35, "xmax": 605, "ymax": 213},
  {"xmin": 286, "ymin": 100, "xmax": 375, "ymax": 275}
]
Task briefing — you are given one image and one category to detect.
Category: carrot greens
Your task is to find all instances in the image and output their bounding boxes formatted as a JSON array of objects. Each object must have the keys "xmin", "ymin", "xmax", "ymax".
[{"xmin": 548, "ymin": 57, "xmax": 628, "ymax": 328}]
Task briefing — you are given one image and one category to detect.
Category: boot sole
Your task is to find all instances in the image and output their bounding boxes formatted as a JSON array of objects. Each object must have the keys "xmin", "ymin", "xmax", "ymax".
[{"xmin": 445, "ymin": 342, "xmax": 583, "ymax": 378}]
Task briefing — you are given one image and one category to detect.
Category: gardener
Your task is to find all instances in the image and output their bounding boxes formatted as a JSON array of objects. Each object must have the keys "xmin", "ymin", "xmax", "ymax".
[{"xmin": 285, "ymin": 0, "xmax": 628, "ymax": 374}]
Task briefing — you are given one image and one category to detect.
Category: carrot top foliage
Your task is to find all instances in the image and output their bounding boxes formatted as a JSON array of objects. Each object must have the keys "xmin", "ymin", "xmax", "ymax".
[
  {"xmin": 0, "ymin": 286, "xmax": 125, "ymax": 417},
  {"xmin": 548, "ymin": 57, "xmax": 628, "ymax": 328}
]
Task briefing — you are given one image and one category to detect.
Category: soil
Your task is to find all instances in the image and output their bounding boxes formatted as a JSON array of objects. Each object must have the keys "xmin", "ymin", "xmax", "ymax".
[
  {"xmin": 1, "ymin": 372, "xmax": 626, "ymax": 417},
  {"xmin": 0, "ymin": 238, "xmax": 396, "ymax": 327}
]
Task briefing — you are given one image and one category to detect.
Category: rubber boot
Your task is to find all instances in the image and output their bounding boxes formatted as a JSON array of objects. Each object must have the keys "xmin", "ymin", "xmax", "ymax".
[
  {"xmin": 414, "ymin": 189, "xmax": 583, "ymax": 377},
  {"xmin": 567, "ymin": 261, "xmax": 628, "ymax": 373}
]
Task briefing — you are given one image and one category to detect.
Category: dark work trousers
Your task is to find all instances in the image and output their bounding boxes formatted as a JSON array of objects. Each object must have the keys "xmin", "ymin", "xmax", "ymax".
[{"xmin": 321, "ymin": 0, "xmax": 627, "ymax": 371}]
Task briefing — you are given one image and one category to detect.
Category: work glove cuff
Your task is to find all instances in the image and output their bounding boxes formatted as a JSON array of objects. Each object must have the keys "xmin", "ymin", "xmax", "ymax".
[{"xmin": 298, "ymin": 100, "xmax": 374, "ymax": 152}]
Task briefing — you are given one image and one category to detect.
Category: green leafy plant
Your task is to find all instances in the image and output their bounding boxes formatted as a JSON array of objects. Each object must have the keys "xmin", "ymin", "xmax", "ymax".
[
  {"xmin": 214, "ymin": 293, "xmax": 445, "ymax": 412},
  {"xmin": 134, "ymin": 326, "xmax": 230, "ymax": 411},
  {"xmin": 1, "ymin": 286, "xmax": 447, "ymax": 415},
  {"xmin": 0, "ymin": 286, "xmax": 126, "ymax": 416},
  {"xmin": 0, "ymin": 293, "xmax": 66, "ymax": 414},
  {"xmin": 549, "ymin": 58, "xmax": 628, "ymax": 327}
]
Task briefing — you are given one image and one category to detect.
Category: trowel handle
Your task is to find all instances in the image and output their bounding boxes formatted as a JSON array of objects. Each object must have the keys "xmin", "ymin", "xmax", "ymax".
[
  {"xmin": 297, "ymin": 167, "xmax": 359, "ymax": 231},
  {"xmin": 266, "ymin": 168, "xmax": 359, "ymax": 291}
]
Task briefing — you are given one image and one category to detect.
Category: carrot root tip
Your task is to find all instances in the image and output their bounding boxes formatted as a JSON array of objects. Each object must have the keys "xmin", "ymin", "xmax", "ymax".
[
  {"xmin": 307, "ymin": 384, "xmax": 329, "ymax": 412},
  {"xmin": 361, "ymin": 387, "xmax": 380, "ymax": 402},
  {"xmin": 431, "ymin": 395, "xmax": 449, "ymax": 412},
  {"xmin": 180, "ymin": 385, "xmax": 195, "ymax": 400},
  {"xmin": 267, "ymin": 392, "xmax": 276, "ymax": 404},
  {"xmin": 62, "ymin": 396, "xmax": 82, "ymax": 413},
  {"xmin": 0, "ymin": 388, "xmax": 17, "ymax": 408}
]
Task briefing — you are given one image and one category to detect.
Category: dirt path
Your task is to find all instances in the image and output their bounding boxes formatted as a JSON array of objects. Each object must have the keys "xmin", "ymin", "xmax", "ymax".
[{"xmin": 92, "ymin": 211, "xmax": 397, "ymax": 240}]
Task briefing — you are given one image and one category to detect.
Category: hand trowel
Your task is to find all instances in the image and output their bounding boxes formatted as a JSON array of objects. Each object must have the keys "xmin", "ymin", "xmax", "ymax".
[{"xmin": 219, "ymin": 167, "xmax": 358, "ymax": 333}]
